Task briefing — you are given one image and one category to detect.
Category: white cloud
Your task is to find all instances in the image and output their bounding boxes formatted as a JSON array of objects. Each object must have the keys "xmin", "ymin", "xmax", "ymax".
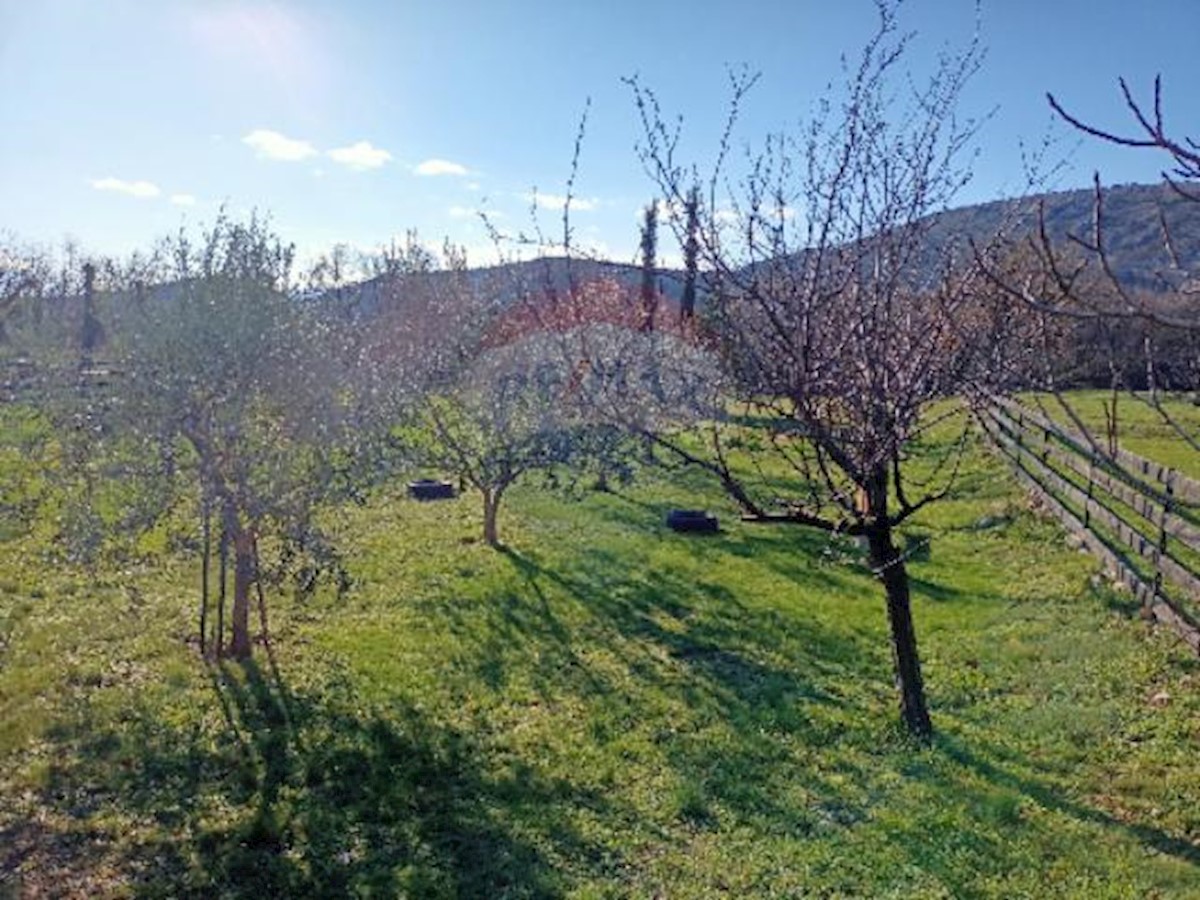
[
  {"xmin": 170, "ymin": 193, "xmax": 197, "ymax": 206},
  {"xmin": 328, "ymin": 140, "xmax": 392, "ymax": 170},
  {"xmin": 91, "ymin": 177, "xmax": 161, "ymax": 199},
  {"xmin": 242, "ymin": 128, "xmax": 317, "ymax": 161},
  {"xmin": 415, "ymin": 158, "xmax": 469, "ymax": 177},
  {"xmin": 523, "ymin": 192, "xmax": 597, "ymax": 212}
]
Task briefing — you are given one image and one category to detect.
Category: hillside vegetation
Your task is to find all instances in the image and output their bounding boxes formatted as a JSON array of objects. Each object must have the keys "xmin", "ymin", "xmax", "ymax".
[
  {"xmin": 314, "ymin": 182, "xmax": 1200, "ymax": 327},
  {"xmin": 927, "ymin": 182, "xmax": 1200, "ymax": 291}
]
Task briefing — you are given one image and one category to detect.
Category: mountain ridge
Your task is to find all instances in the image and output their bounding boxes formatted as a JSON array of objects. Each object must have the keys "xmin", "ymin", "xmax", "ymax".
[{"xmin": 323, "ymin": 181, "xmax": 1200, "ymax": 320}]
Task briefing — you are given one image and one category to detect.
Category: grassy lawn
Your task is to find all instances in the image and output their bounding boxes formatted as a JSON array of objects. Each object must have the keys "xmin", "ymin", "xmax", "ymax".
[
  {"xmin": 1018, "ymin": 391, "xmax": 1200, "ymax": 479},
  {"xmin": 2, "ymin": 415, "xmax": 1200, "ymax": 897}
]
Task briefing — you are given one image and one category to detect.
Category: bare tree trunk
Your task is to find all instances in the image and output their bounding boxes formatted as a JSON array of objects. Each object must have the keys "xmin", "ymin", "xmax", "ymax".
[
  {"xmin": 1102, "ymin": 369, "xmax": 1120, "ymax": 459},
  {"xmin": 482, "ymin": 486, "xmax": 504, "ymax": 547},
  {"xmin": 229, "ymin": 526, "xmax": 254, "ymax": 659},
  {"xmin": 252, "ymin": 536, "xmax": 271, "ymax": 652},
  {"xmin": 865, "ymin": 473, "xmax": 932, "ymax": 738},
  {"xmin": 200, "ymin": 499, "xmax": 210, "ymax": 657},
  {"xmin": 216, "ymin": 516, "xmax": 228, "ymax": 658}
]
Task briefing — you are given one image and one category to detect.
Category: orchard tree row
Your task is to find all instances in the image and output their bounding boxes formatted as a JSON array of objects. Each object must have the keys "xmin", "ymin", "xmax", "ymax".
[{"xmin": 3, "ymin": 0, "xmax": 1198, "ymax": 740}]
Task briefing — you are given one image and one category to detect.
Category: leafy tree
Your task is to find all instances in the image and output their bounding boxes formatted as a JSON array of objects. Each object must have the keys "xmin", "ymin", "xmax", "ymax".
[
  {"xmin": 402, "ymin": 271, "xmax": 634, "ymax": 546},
  {"xmin": 680, "ymin": 186, "xmax": 700, "ymax": 324},
  {"xmin": 94, "ymin": 214, "xmax": 361, "ymax": 658},
  {"xmin": 639, "ymin": 200, "xmax": 659, "ymax": 331},
  {"xmin": 410, "ymin": 347, "xmax": 583, "ymax": 547}
]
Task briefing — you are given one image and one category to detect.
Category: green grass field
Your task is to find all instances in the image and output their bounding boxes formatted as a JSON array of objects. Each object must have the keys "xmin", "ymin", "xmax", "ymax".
[
  {"xmin": 2, "ymin": 410, "xmax": 1200, "ymax": 897},
  {"xmin": 1018, "ymin": 391, "xmax": 1200, "ymax": 479}
]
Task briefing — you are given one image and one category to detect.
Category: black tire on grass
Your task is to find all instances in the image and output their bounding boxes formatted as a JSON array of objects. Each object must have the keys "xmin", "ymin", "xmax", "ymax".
[
  {"xmin": 666, "ymin": 509, "xmax": 719, "ymax": 534},
  {"xmin": 408, "ymin": 479, "xmax": 456, "ymax": 501}
]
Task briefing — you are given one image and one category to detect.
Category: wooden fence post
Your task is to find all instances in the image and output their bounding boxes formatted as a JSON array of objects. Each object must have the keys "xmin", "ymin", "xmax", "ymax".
[
  {"xmin": 982, "ymin": 400, "xmax": 1200, "ymax": 654},
  {"xmin": 1084, "ymin": 462, "xmax": 1094, "ymax": 530},
  {"xmin": 1154, "ymin": 469, "xmax": 1176, "ymax": 616}
]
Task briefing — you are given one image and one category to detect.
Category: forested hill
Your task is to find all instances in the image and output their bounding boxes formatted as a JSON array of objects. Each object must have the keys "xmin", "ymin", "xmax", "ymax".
[
  {"xmin": 511, "ymin": 182, "xmax": 1200, "ymax": 293},
  {"xmin": 925, "ymin": 181, "xmax": 1200, "ymax": 290},
  {"xmin": 321, "ymin": 182, "xmax": 1199, "ymax": 321}
]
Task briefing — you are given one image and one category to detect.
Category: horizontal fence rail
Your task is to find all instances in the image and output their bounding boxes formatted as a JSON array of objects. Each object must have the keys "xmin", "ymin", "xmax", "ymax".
[{"xmin": 981, "ymin": 395, "xmax": 1200, "ymax": 655}]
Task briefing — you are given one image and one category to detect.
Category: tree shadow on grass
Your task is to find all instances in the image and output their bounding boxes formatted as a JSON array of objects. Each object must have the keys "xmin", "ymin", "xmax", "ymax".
[
  {"xmin": 936, "ymin": 731, "xmax": 1200, "ymax": 866},
  {"xmin": 587, "ymin": 488, "xmax": 868, "ymax": 589},
  {"xmin": 867, "ymin": 728, "xmax": 1200, "ymax": 896},
  {"xmin": 478, "ymin": 544, "xmax": 866, "ymax": 710},
  {"xmin": 420, "ymin": 543, "xmax": 891, "ymax": 837},
  {"xmin": 6, "ymin": 659, "xmax": 619, "ymax": 898},
  {"xmin": 909, "ymin": 576, "xmax": 969, "ymax": 604},
  {"xmin": 438, "ymin": 540, "xmax": 1200, "ymax": 893}
]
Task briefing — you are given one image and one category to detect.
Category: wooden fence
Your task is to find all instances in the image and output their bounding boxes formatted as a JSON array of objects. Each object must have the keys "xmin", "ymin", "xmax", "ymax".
[{"xmin": 979, "ymin": 395, "xmax": 1200, "ymax": 654}]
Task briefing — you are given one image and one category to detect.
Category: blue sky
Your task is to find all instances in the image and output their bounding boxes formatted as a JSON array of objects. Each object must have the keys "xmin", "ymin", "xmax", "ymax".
[{"xmin": 2, "ymin": 0, "xmax": 1197, "ymax": 269}]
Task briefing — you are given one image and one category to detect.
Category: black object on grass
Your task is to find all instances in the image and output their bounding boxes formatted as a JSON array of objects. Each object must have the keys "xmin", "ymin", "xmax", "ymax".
[
  {"xmin": 666, "ymin": 509, "xmax": 719, "ymax": 534},
  {"xmin": 408, "ymin": 479, "xmax": 456, "ymax": 501}
]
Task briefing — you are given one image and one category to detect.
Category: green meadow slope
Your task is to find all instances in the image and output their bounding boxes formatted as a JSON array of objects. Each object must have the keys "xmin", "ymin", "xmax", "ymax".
[{"xmin": 1, "ymin": 416, "xmax": 1199, "ymax": 898}]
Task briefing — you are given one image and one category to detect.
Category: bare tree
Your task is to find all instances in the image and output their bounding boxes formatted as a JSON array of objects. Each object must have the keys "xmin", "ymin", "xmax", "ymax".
[
  {"xmin": 0, "ymin": 234, "xmax": 50, "ymax": 349},
  {"xmin": 983, "ymin": 76, "xmax": 1200, "ymax": 456},
  {"xmin": 1049, "ymin": 76, "xmax": 1200, "ymax": 196},
  {"xmin": 0, "ymin": 237, "xmax": 54, "ymax": 417},
  {"xmin": 613, "ymin": 0, "xmax": 1002, "ymax": 737},
  {"xmin": 304, "ymin": 242, "xmax": 366, "ymax": 312}
]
